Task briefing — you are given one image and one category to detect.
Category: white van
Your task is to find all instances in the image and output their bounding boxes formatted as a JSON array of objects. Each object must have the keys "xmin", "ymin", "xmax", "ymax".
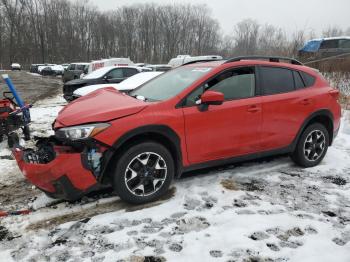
[
  {"xmin": 88, "ymin": 58, "xmax": 134, "ymax": 73},
  {"xmin": 168, "ymin": 55, "xmax": 223, "ymax": 67}
]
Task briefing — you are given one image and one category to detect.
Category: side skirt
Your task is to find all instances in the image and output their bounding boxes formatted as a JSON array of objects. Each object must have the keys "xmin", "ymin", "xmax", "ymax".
[{"xmin": 182, "ymin": 146, "xmax": 293, "ymax": 173}]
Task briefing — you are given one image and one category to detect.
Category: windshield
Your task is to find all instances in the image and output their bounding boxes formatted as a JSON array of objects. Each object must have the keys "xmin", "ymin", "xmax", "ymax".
[
  {"xmin": 129, "ymin": 66, "xmax": 212, "ymax": 101},
  {"xmin": 83, "ymin": 67, "xmax": 114, "ymax": 79},
  {"xmin": 118, "ymin": 72, "xmax": 163, "ymax": 90}
]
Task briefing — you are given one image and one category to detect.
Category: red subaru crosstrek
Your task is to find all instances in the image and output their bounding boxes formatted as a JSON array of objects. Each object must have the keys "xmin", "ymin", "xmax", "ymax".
[{"xmin": 14, "ymin": 56, "xmax": 341, "ymax": 204}]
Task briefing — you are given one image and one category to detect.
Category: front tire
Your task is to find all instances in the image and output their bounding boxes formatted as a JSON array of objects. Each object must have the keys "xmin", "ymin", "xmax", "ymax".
[
  {"xmin": 23, "ymin": 126, "xmax": 31, "ymax": 141},
  {"xmin": 112, "ymin": 141, "xmax": 174, "ymax": 204},
  {"xmin": 291, "ymin": 123, "xmax": 329, "ymax": 167}
]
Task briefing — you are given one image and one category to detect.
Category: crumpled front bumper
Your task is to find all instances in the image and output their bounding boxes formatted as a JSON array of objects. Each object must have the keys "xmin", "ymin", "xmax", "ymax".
[{"xmin": 13, "ymin": 146, "xmax": 99, "ymax": 201}]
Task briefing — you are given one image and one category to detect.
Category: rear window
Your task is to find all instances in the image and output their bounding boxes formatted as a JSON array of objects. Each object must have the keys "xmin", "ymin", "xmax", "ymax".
[
  {"xmin": 339, "ymin": 39, "xmax": 350, "ymax": 49},
  {"xmin": 260, "ymin": 67, "xmax": 295, "ymax": 95},
  {"xmin": 124, "ymin": 68, "xmax": 138, "ymax": 77}
]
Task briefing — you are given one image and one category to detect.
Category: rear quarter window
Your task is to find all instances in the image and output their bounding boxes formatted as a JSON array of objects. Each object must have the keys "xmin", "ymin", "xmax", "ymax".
[
  {"xmin": 300, "ymin": 71, "xmax": 316, "ymax": 87},
  {"xmin": 293, "ymin": 71, "xmax": 305, "ymax": 89},
  {"xmin": 260, "ymin": 67, "xmax": 295, "ymax": 95}
]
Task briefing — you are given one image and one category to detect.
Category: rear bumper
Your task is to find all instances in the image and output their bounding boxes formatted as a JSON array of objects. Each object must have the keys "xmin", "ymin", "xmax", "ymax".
[{"xmin": 13, "ymin": 147, "xmax": 99, "ymax": 201}]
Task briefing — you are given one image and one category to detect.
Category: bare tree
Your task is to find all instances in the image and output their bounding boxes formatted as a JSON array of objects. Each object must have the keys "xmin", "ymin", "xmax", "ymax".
[
  {"xmin": 0, "ymin": 1, "xmax": 349, "ymax": 70},
  {"xmin": 323, "ymin": 26, "xmax": 344, "ymax": 37}
]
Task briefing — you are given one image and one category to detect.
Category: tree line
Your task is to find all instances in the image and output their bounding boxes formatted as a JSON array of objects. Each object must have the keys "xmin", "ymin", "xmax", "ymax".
[{"xmin": 0, "ymin": 0, "xmax": 349, "ymax": 69}]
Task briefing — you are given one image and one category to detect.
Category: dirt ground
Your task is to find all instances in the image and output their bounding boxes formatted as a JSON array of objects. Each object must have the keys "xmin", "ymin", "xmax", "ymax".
[
  {"xmin": 0, "ymin": 71, "xmax": 62, "ymax": 104},
  {"xmin": 0, "ymin": 71, "xmax": 64, "ymax": 212}
]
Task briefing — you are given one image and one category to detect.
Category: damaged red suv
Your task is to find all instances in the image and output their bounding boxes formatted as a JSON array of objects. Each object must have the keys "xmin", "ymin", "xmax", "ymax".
[{"xmin": 14, "ymin": 56, "xmax": 341, "ymax": 204}]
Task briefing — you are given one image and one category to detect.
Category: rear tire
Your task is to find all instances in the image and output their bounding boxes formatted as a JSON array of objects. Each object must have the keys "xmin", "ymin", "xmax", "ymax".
[
  {"xmin": 112, "ymin": 141, "xmax": 174, "ymax": 204},
  {"xmin": 291, "ymin": 123, "xmax": 329, "ymax": 167}
]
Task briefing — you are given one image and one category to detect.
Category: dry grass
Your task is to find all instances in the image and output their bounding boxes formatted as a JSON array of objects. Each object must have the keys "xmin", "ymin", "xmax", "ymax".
[{"xmin": 221, "ymin": 179, "xmax": 238, "ymax": 191}]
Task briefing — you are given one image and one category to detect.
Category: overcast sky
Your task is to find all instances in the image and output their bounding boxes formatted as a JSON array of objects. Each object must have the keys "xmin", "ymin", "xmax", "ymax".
[{"xmin": 89, "ymin": 0, "xmax": 349, "ymax": 36}]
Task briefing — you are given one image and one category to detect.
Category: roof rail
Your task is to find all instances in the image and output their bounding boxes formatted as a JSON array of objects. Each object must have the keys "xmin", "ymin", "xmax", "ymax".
[
  {"xmin": 225, "ymin": 56, "xmax": 303, "ymax": 65},
  {"xmin": 182, "ymin": 59, "xmax": 223, "ymax": 66}
]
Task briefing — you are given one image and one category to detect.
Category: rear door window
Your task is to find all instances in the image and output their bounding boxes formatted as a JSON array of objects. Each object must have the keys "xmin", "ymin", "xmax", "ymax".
[
  {"xmin": 124, "ymin": 68, "xmax": 138, "ymax": 77},
  {"xmin": 320, "ymin": 39, "xmax": 339, "ymax": 49},
  {"xmin": 106, "ymin": 68, "xmax": 123, "ymax": 79},
  {"xmin": 76, "ymin": 65, "xmax": 86, "ymax": 71},
  {"xmin": 260, "ymin": 67, "xmax": 295, "ymax": 95}
]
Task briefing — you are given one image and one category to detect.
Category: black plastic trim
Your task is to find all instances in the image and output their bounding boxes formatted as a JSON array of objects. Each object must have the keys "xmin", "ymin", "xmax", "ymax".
[
  {"xmin": 44, "ymin": 176, "xmax": 88, "ymax": 201},
  {"xmin": 182, "ymin": 59, "xmax": 223, "ymax": 66},
  {"xmin": 225, "ymin": 56, "xmax": 303, "ymax": 65},
  {"xmin": 183, "ymin": 146, "xmax": 292, "ymax": 172},
  {"xmin": 100, "ymin": 125, "xmax": 183, "ymax": 181},
  {"xmin": 291, "ymin": 109, "xmax": 334, "ymax": 148}
]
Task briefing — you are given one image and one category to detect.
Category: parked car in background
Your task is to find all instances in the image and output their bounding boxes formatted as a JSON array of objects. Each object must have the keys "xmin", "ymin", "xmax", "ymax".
[
  {"xmin": 146, "ymin": 64, "xmax": 172, "ymax": 72},
  {"xmin": 299, "ymin": 36, "xmax": 350, "ymax": 60},
  {"xmin": 61, "ymin": 64, "xmax": 70, "ymax": 70},
  {"xmin": 72, "ymin": 71, "xmax": 163, "ymax": 100},
  {"xmin": 41, "ymin": 65, "xmax": 65, "ymax": 76},
  {"xmin": 30, "ymin": 64, "xmax": 45, "ymax": 74},
  {"xmin": 11, "ymin": 63, "xmax": 21, "ymax": 71},
  {"xmin": 88, "ymin": 58, "xmax": 134, "ymax": 74},
  {"xmin": 63, "ymin": 66, "xmax": 150, "ymax": 101},
  {"xmin": 14, "ymin": 56, "xmax": 341, "ymax": 204},
  {"xmin": 38, "ymin": 64, "xmax": 56, "ymax": 74},
  {"xmin": 168, "ymin": 55, "xmax": 222, "ymax": 67},
  {"xmin": 62, "ymin": 63, "xmax": 90, "ymax": 83},
  {"xmin": 135, "ymin": 63, "xmax": 147, "ymax": 67}
]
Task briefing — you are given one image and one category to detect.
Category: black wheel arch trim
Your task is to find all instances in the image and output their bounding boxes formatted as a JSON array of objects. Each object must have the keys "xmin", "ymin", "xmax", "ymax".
[
  {"xmin": 291, "ymin": 109, "xmax": 334, "ymax": 151},
  {"xmin": 99, "ymin": 124, "xmax": 183, "ymax": 183}
]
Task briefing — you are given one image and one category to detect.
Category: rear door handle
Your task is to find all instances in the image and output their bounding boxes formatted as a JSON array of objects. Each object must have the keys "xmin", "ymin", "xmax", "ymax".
[
  {"xmin": 247, "ymin": 105, "xmax": 261, "ymax": 113},
  {"xmin": 300, "ymin": 98, "xmax": 312, "ymax": 105}
]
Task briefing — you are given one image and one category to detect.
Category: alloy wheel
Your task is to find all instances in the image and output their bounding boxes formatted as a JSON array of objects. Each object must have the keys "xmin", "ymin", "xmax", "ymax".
[
  {"xmin": 303, "ymin": 130, "xmax": 326, "ymax": 162},
  {"xmin": 124, "ymin": 152, "xmax": 167, "ymax": 197}
]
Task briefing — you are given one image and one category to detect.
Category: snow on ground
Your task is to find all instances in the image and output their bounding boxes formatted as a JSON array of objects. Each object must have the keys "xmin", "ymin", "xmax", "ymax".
[
  {"xmin": 0, "ymin": 96, "xmax": 350, "ymax": 262},
  {"xmin": 26, "ymin": 72, "xmax": 41, "ymax": 77}
]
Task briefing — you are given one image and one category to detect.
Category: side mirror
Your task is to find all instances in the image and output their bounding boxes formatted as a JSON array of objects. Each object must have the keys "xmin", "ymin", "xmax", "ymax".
[
  {"xmin": 200, "ymin": 90, "xmax": 224, "ymax": 106},
  {"xmin": 103, "ymin": 75, "xmax": 112, "ymax": 81}
]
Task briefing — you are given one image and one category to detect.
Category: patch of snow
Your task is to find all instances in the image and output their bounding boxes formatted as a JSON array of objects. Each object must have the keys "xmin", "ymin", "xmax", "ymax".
[{"xmin": 26, "ymin": 72, "xmax": 41, "ymax": 77}]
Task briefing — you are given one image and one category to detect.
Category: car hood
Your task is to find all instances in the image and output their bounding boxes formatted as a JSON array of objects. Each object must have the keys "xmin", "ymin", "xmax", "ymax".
[
  {"xmin": 65, "ymin": 78, "xmax": 90, "ymax": 86},
  {"xmin": 74, "ymin": 84, "xmax": 119, "ymax": 97},
  {"xmin": 55, "ymin": 88, "xmax": 147, "ymax": 128}
]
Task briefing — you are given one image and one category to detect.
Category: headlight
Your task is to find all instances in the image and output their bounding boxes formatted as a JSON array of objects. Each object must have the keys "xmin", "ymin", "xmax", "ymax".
[{"xmin": 56, "ymin": 123, "xmax": 110, "ymax": 140}]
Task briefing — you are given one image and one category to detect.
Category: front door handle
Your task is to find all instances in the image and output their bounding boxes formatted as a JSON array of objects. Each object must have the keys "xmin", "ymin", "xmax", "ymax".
[{"xmin": 247, "ymin": 105, "xmax": 261, "ymax": 113}]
